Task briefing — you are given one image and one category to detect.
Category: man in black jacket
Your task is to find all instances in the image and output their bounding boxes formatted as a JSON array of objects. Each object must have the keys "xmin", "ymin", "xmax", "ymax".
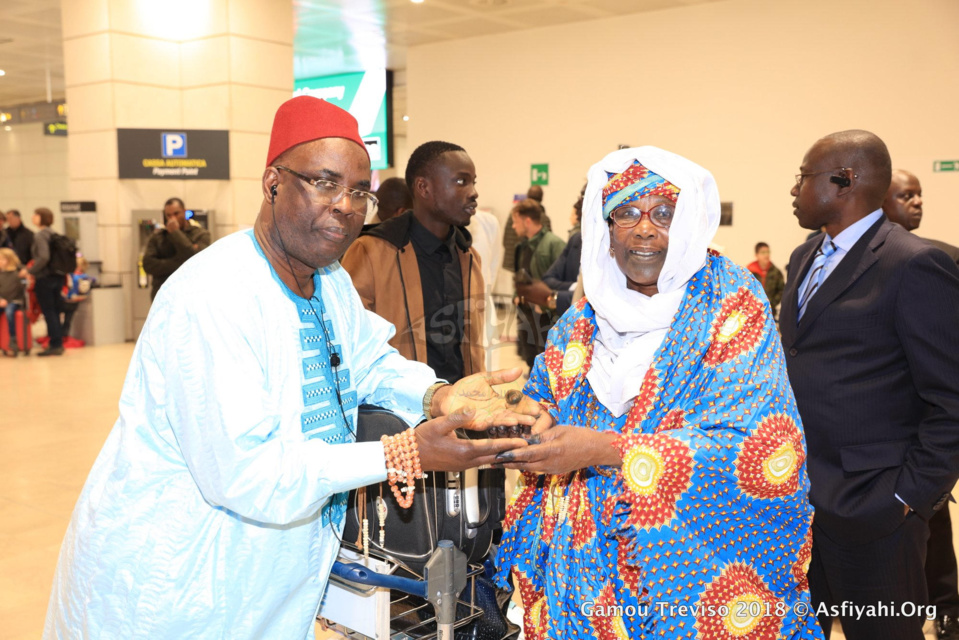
[
  {"xmin": 142, "ymin": 197, "xmax": 211, "ymax": 300},
  {"xmin": 882, "ymin": 167, "xmax": 959, "ymax": 639},
  {"xmin": 19, "ymin": 207, "xmax": 64, "ymax": 356},
  {"xmin": 781, "ymin": 130, "xmax": 959, "ymax": 640},
  {"xmin": 5, "ymin": 210, "xmax": 34, "ymax": 267},
  {"xmin": 883, "ymin": 168, "xmax": 959, "ymax": 265}
]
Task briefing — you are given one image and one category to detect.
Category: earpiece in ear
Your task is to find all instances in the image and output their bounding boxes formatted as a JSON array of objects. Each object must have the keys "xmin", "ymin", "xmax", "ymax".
[
  {"xmin": 830, "ymin": 175, "xmax": 851, "ymax": 188},
  {"xmin": 271, "ymin": 184, "xmax": 278, "ymax": 201}
]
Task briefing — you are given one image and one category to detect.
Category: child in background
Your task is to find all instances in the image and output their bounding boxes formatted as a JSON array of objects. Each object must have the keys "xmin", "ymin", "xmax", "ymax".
[
  {"xmin": 61, "ymin": 256, "xmax": 95, "ymax": 347},
  {"xmin": 0, "ymin": 247, "xmax": 26, "ymax": 357}
]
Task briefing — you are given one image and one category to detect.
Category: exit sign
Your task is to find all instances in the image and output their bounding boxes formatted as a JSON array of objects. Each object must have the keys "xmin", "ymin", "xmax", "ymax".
[
  {"xmin": 934, "ymin": 160, "xmax": 959, "ymax": 172},
  {"xmin": 530, "ymin": 163, "xmax": 549, "ymax": 185}
]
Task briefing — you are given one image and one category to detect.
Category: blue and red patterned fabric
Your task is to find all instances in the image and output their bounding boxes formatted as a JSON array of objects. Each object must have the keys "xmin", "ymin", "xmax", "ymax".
[
  {"xmin": 495, "ymin": 253, "xmax": 823, "ymax": 640},
  {"xmin": 601, "ymin": 161, "xmax": 682, "ymax": 220}
]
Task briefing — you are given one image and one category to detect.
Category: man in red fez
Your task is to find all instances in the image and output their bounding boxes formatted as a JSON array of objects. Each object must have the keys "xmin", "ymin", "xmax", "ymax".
[{"xmin": 44, "ymin": 96, "xmax": 543, "ymax": 639}]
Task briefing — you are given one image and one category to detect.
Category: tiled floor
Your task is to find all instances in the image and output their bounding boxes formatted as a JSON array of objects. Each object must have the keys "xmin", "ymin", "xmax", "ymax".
[
  {"xmin": 1, "ymin": 344, "xmax": 133, "ymax": 640},
  {"xmin": 0, "ymin": 340, "xmax": 946, "ymax": 639}
]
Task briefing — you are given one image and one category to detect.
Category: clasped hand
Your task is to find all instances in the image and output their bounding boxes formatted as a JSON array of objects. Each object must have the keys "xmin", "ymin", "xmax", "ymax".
[
  {"xmin": 491, "ymin": 425, "xmax": 622, "ymax": 476},
  {"xmin": 415, "ymin": 367, "xmax": 551, "ymax": 472},
  {"xmin": 433, "ymin": 367, "xmax": 553, "ymax": 434}
]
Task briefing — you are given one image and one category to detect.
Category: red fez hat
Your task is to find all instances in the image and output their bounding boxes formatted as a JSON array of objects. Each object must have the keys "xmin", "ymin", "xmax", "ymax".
[{"xmin": 265, "ymin": 96, "xmax": 369, "ymax": 167}]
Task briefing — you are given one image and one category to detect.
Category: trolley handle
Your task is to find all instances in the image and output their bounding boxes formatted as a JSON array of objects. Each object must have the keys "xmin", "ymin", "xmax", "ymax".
[{"xmin": 330, "ymin": 561, "xmax": 428, "ymax": 599}]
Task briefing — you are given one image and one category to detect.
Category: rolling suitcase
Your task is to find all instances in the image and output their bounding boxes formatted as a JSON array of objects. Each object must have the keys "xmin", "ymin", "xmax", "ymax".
[{"xmin": 0, "ymin": 308, "xmax": 32, "ymax": 355}]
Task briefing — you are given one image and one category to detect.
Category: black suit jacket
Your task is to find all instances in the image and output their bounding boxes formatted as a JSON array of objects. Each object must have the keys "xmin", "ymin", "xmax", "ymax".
[
  {"xmin": 782, "ymin": 218, "xmax": 959, "ymax": 543},
  {"xmin": 924, "ymin": 237, "xmax": 959, "ymax": 267}
]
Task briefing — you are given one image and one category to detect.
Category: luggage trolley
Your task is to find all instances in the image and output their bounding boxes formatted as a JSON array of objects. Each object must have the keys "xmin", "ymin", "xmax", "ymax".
[{"xmin": 318, "ymin": 540, "xmax": 485, "ymax": 640}]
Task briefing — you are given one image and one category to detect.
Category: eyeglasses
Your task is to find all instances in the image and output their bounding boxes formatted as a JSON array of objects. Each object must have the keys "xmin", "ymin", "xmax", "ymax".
[
  {"xmin": 609, "ymin": 203, "xmax": 675, "ymax": 229},
  {"xmin": 794, "ymin": 167, "xmax": 855, "ymax": 187},
  {"xmin": 274, "ymin": 165, "xmax": 378, "ymax": 214}
]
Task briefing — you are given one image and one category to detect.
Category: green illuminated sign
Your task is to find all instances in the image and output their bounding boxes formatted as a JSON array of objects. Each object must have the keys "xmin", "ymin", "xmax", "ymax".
[
  {"xmin": 531, "ymin": 163, "xmax": 549, "ymax": 185},
  {"xmin": 293, "ymin": 70, "xmax": 392, "ymax": 170},
  {"xmin": 44, "ymin": 121, "xmax": 68, "ymax": 136},
  {"xmin": 934, "ymin": 160, "xmax": 958, "ymax": 172}
]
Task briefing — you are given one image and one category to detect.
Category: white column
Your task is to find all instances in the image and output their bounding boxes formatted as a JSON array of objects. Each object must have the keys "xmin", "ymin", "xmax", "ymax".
[{"xmin": 61, "ymin": 0, "xmax": 293, "ymax": 337}]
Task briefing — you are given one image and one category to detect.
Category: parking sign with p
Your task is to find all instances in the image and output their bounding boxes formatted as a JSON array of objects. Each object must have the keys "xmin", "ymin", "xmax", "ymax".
[{"xmin": 162, "ymin": 133, "xmax": 187, "ymax": 158}]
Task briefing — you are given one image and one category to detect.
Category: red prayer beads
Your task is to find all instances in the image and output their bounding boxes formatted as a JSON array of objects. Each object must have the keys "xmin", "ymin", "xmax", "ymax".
[{"xmin": 381, "ymin": 428, "xmax": 424, "ymax": 509}]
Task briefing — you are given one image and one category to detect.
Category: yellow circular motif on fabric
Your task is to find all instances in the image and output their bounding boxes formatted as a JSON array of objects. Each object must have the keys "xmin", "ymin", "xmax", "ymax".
[
  {"xmin": 562, "ymin": 342, "xmax": 587, "ymax": 377},
  {"xmin": 763, "ymin": 442, "xmax": 797, "ymax": 485},
  {"xmin": 623, "ymin": 446, "xmax": 664, "ymax": 496},
  {"xmin": 724, "ymin": 594, "xmax": 763, "ymax": 636},
  {"xmin": 717, "ymin": 310, "xmax": 747, "ymax": 343}
]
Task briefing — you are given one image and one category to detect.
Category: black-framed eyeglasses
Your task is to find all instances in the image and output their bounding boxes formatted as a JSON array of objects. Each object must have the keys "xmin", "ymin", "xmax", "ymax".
[
  {"xmin": 274, "ymin": 165, "xmax": 378, "ymax": 214},
  {"xmin": 609, "ymin": 203, "xmax": 675, "ymax": 229},
  {"xmin": 794, "ymin": 167, "xmax": 855, "ymax": 187}
]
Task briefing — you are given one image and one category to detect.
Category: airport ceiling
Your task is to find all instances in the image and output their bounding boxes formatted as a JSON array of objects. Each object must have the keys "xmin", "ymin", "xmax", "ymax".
[
  {"xmin": 0, "ymin": 0, "xmax": 63, "ymax": 106},
  {"xmin": 0, "ymin": 0, "xmax": 723, "ymax": 107},
  {"xmin": 292, "ymin": 0, "xmax": 724, "ymax": 78}
]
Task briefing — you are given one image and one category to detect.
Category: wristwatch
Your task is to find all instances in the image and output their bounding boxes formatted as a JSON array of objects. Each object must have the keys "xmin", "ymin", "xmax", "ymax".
[
  {"xmin": 546, "ymin": 292, "xmax": 557, "ymax": 310},
  {"xmin": 422, "ymin": 381, "xmax": 448, "ymax": 420}
]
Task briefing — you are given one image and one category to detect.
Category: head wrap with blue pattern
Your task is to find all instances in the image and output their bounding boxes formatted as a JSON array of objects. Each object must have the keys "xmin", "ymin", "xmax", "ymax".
[{"xmin": 601, "ymin": 160, "xmax": 681, "ymax": 221}]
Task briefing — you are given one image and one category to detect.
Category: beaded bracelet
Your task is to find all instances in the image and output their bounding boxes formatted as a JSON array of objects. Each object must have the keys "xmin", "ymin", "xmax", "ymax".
[{"xmin": 381, "ymin": 428, "xmax": 425, "ymax": 509}]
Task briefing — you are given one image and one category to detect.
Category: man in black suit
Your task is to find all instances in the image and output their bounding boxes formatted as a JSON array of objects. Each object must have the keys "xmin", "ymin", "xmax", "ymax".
[
  {"xmin": 883, "ymin": 168, "xmax": 959, "ymax": 640},
  {"xmin": 781, "ymin": 130, "xmax": 959, "ymax": 640},
  {"xmin": 883, "ymin": 168, "xmax": 959, "ymax": 265}
]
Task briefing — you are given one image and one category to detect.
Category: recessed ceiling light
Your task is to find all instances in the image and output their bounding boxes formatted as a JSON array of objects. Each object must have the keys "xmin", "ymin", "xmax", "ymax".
[
  {"xmin": 0, "ymin": 70, "xmax": 6, "ymax": 77},
  {"xmin": 402, "ymin": 115, "xmax": 410, "ymax": 121},
  {"xmin": 411, "ymin": 0, "xmax": 425, "ymax": 4},
  {"xmin": 4, "ymin": 126, "xmax": 11, "ymax": 132}
]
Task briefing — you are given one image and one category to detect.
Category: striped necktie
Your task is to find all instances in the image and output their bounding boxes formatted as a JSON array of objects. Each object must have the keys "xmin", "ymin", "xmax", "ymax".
[{"xmin": 797, "ymin": 240, "xmax": 837, "ymax": 322}]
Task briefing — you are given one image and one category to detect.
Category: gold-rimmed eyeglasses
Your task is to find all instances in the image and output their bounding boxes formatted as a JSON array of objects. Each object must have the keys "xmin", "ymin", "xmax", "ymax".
[{"xmin": 274, "ymin": 165, "xmax": 378, "ymax": 214}]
